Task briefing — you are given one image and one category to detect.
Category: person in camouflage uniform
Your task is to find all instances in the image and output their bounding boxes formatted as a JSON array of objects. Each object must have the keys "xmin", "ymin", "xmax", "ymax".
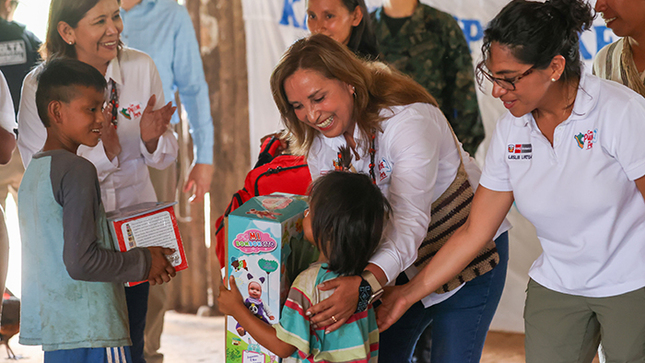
[{"xmin": 371, "ymin": 1, "xmax": 484, "ymax": 155}]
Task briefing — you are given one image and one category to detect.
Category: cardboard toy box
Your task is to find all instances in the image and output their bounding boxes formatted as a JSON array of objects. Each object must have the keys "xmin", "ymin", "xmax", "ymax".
[
  {"xmin": 106, "ymin": 201, "xmax": 188, "ymax": 287},
  {"xmin": 225, "ymin": 193, "xmax": 318, "ymax": 363}
]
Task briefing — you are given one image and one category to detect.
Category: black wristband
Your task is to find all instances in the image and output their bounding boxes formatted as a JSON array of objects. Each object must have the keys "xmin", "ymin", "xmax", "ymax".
[{"xmin": 355, "ymin": 278, "xmax": 372, "ymax": 313}]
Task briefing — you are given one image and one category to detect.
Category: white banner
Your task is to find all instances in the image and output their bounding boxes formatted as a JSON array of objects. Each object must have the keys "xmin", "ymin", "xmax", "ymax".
[{"xmin": 241, "ymin": 0, "xmax": 616, "ymax": 332}]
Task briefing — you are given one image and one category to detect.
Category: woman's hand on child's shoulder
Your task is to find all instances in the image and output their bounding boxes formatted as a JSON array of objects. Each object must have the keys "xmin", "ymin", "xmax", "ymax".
[
  {"xmin": 376, "ymin": 285, "xmax": 414, "ymax": 332},
  {"xmin": 218, "ymin": 276, "xmax": 246, "ymax": 317},
  {"xmin": 306, "ymin": 275, "xmax": 361, "ymax": 333}
]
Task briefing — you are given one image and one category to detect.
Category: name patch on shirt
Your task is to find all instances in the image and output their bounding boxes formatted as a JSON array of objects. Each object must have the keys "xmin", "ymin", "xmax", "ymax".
[
  {"xmin": 507, "ymin": 144, "xmax": 532, "ymax": 160},
  {"xmin": 574, "ymin": 129, "xmax": 597, "ymax": 150},
  {"xmin": 0, "ymin": 40, "xmax": 27, "ymax": 66}
]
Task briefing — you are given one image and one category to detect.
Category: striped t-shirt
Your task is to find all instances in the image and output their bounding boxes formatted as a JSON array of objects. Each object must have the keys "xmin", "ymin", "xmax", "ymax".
[{"xmin": 274, "ymin": 263, "xmax": 379, "ymax": 363}]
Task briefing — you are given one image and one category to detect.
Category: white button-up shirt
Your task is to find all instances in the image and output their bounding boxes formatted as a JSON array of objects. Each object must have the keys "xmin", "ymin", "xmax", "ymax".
[
  {"xmin": 307, "ymin": 102, "xmax": 510, "ymax": 307},
  {"xmin": 17, "ymin": 48, "xmax": 178, "ymax": 212},
  {"xmin": 481, "ymin": 72, "xmax": 645, "ymax": 298}
]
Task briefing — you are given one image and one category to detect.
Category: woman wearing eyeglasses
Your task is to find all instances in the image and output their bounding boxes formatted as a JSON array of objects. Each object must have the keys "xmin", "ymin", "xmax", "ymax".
[{"xmin": 377, "ymin": 0, "xmax": 645, "ymax": 362}]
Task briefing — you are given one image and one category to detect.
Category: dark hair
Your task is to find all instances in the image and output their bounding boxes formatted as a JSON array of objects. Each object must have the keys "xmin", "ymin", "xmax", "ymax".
[
  {"xmin": 271, "ymin": 34, "xmax": 436, "ymax": 154},
  {"xmin": 476, "ymin": 0, "xmax": 594, "ymax": 85},
  {"xmin": 41, "ymin": 0, "xmax": 123, "ymax": 60},
  {"xmin": 339, "ymin": 0, "xmax": 379, "ymax": 59},
  {"xmin": 36, "ymin": 58, "xmax": 107, "ymax": 127},
  {"xmin": 308, "ymin": 172, "xmax": 391, "ymax": 276}
]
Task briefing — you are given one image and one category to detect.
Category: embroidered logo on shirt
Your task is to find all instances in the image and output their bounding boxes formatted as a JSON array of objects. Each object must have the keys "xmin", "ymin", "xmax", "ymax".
[
  {"xmin": 120, "ymin": 108, "xmax": 131, "ymax": 119},
  {"xmin": 378, "ymin": 157, "xmax": 392, "ymax": 182},
  {"xmin": 574, "ymin": 129, "xmax": 597, "ymax": 150},
  {"xmin": 507, "ymin": 144, "xmax": 532, "ymax": 160},
  {"xmin": 120, "ymin": 103, "xmax": 143, "ymax": 120}
]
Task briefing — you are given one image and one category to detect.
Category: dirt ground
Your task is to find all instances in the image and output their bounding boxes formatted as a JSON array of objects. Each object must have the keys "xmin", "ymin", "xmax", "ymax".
[
  {"xmin": 3, "ymin": 313, "xmax": 599, "ymax": 363},
  {"xmin": 3, "ymin": 311, "xmax": 225, "ymax": 362}
]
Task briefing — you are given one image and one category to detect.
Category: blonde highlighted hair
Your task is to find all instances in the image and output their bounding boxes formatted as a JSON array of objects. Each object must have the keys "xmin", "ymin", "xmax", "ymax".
[{"xmin": 270, "ymin": 34, "xmax": 437, "ymax": 155}]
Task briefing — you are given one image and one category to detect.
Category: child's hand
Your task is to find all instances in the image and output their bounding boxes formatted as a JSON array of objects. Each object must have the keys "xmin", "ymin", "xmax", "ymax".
[
  {"xmin": 146, "ymin": 247, "xmax": 176, "ymax": 285},
  {"xmin": 218, "ymin": 276, "xmax": 246, "ymax": 317},
  {"xmin": 101, "ymin": 103, "xmax": 121, "ymax": 161}
]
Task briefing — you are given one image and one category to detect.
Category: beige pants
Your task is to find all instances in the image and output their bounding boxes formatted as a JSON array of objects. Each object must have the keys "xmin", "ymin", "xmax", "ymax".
[
  {"xmin": 0, "ymin": 150, "xmax": 23, "ymax": 312},
  {"xmin": 0, "ymin": 206, "xmax": 8, "ymax": 314}
]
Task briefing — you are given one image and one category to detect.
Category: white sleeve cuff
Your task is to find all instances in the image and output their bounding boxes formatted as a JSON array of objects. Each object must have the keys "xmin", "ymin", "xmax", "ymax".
[{"xmin": 139, "ymin": 129, "xmax": 179, "ymax": 167}]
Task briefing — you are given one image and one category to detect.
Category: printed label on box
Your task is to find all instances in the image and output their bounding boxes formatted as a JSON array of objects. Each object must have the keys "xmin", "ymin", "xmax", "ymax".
[
  {"xmin": 107, "ymin": 202, "xmax": 187, "ymax": 287},
  {"xmin": 120, "ymin": 211, "xmax": 182, "ymax": 266}
]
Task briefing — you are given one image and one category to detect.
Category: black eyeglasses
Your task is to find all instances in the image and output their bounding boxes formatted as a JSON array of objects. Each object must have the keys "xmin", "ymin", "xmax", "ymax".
[{"xmin": 481, "ymin": 66, "xmax": 535, "ymax": 91}]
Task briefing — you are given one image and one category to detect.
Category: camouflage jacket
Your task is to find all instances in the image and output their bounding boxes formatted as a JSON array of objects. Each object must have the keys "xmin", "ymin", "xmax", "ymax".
[{"xmin": 371, "ymin": 4, "xmax": 484, "ymax": 155}]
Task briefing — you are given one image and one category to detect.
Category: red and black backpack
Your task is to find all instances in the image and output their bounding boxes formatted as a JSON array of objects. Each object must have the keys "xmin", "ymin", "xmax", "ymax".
[{"xmin": 214, "ymin": 137, "xmax": 311, "ymax": 267}]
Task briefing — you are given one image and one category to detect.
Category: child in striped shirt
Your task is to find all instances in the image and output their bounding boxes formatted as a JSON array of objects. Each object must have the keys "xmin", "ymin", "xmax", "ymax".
[{"xmin": 219, "ymin": 171, "xmax": 390, "ymax": 362}]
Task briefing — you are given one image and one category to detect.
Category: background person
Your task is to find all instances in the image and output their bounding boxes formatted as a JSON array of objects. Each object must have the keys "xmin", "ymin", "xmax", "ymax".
[
  {"xmin": 0, "ymin": 0, "xmax": 41, "ymax": 112},
  {"xmin": 370, "ymin": 0, "xmax": 484, "ymax": 156},
  {"xmin": 119, "ymin": 1, "xmax": 214, "ymax": 361},
  {"xmin": 593, "ymin": 0, "xmax": 645, "ymax": 97},
  {"xmin": 0, "ymin": 71, "xmax": 16, "ymax": 315},
  {"xmin": 306, "ymin": 0, "xmax": 379, "ymax": 59},
  {"xmin": 377, "ymin": 1, "xmax": 645, "ymax": 362},
  {"xmin": 0, "ymin": 0, "xmax": 40, "ymax": 212},
  {"xmin": 16, "ymin": 0, "xmax": 178, "ymax": 361},
  {"xmin": 270, "ymin": 34, "xmax": 510, "ymax": 363}
]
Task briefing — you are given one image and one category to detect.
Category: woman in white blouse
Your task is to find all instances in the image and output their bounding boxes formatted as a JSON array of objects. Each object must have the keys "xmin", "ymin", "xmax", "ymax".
[
  {"xmin": 16, "ymin": 0, "xmax": 178, "ymax": 362},
  {"xmin": 269, "ymin": 34, "xmax": 510, "ymax": 363}
]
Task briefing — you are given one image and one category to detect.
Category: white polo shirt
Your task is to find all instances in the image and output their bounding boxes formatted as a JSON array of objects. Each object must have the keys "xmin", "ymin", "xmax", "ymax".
[
  {"xmin": 480, "ymin": 72, "xmax": 645, "ymax": 298},
  {"xmin": 308, "ymin": 102, "xmax": 511, "ymax": 307}
]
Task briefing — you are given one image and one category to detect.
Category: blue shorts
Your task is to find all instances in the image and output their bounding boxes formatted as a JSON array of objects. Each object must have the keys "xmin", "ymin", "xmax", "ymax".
[{"xmin": 44, "ymin": 346, "xmax": 132, "ymax": 363}]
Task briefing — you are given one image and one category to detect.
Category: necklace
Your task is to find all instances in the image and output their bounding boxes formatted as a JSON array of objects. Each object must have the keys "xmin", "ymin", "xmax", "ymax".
[
  {"xmin": 368, "ymin": 133, "xmax": 376, "ymax": 184},
  {"xmin": 109, "ymin": 79, "xmax": 119, "ymax": 129}
]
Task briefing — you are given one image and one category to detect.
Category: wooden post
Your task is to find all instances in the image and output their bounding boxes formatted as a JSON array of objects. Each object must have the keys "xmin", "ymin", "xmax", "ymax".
[{"xmin": 180, "ymin": 0, "xmax": 250, "ymax": 314}]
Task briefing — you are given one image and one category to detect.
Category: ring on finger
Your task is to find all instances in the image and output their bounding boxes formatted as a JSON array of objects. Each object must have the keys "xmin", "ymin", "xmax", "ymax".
[{"xmin": 331, "ymin": 315, "xmax": 337, "ymax": 323}]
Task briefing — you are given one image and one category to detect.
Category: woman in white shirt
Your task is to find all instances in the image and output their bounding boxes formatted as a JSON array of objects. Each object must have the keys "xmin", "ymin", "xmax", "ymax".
[
  {"xmin": 268, "ymin": 34, "xmax": 510, "ymax": 363},
  {"xmin": 16, "ymin": 0, "xmax": 178, "ymax": 362},
  {"xmin": 378, "ymin": 1, "xmax": 645, "ymax": 362}
]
